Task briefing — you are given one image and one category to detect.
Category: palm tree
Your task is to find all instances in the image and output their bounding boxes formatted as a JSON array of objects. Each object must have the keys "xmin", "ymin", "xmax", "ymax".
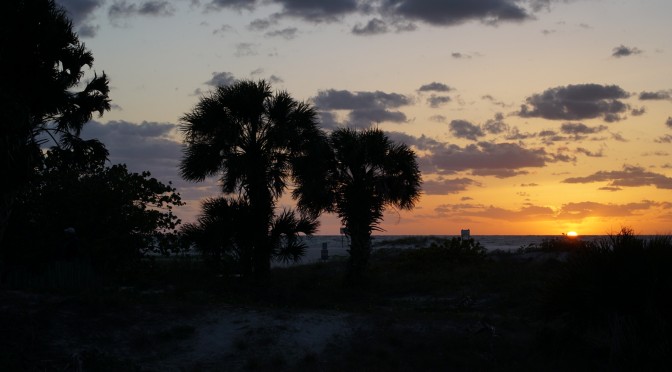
[
  {"xmin": 1, "ymin": 0, "xmax": 111, "ymax": 246},
  {"xmin": 179, "ymin": 80, "xmax": 326, "ymax": 281},
  {"xmin": 181, "ymin": 197, "xmax": 317, "ymax": 277},
  {"xmin": 327, "ymin": 128, "xmax": 421, "ymax": 282}
]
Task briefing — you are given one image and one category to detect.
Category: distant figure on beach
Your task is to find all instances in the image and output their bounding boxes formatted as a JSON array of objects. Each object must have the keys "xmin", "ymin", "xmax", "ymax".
[
  {"xmin": 461, "ymin": 229, "xmax": 471, "ymax": 239},
  {"xmin": 61, "ymin": 227, "xmax": 80, "ymax": 260}
]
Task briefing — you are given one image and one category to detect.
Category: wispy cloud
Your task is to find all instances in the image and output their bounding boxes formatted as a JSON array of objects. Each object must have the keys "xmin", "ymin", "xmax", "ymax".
[{"xmin": 562, "ymin": 165, "xmax": 672, "ymax": 190}]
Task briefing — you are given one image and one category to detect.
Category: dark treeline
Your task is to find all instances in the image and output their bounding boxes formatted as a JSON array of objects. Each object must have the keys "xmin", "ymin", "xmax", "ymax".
[{"xmin": 0, "ymin": 0, "xmax": 422, "ymax": 285}]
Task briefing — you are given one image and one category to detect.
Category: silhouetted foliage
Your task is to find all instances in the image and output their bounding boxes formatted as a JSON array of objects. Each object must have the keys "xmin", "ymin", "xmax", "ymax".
[
  {"xmin": 0, "ymin": 0, "xmax": 110, "ymax": 246},
  {"xmin": 182, "ymin": 197, "xmax": 318, "ymax": 277},
  {"xmin": 544, "ymin": 227, "xmax": 672, "ymax": 368},
  {"xmin": 517, "ymin": 234, "xmax": 591, "ymax": 253},
  {"xmin": 3, "ymin": 144, "xmax": 183, "ymax": 275},
  {"xmin": 179, "ymin": 80, "xmax": 326, "ymax": 282},
  {"xmin": 325, "ymin": 128, "xmax": 422, "ymax": 283}
]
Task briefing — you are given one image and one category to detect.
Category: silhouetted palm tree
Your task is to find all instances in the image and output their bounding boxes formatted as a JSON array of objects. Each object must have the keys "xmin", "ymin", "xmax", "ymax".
[
  {"xmin": 182, "ymin": 197, "xmax": 317, "ymax": 276},
  {"xmin": 327, "ymin": 128, "xmax": 421, "ymax": 282},
  {"xmin": 1, "ymin": 0, "xmax": 110, "ymax": 246},
  {"xmin": 179, "ymin": 80, "xmax": 325, "ymax": 281}
]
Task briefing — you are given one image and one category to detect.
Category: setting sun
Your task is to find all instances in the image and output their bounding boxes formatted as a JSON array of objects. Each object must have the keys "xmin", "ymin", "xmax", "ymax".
[{"xmin": 567, "ymin": 231, "xmax": 578, "ymax": 237}]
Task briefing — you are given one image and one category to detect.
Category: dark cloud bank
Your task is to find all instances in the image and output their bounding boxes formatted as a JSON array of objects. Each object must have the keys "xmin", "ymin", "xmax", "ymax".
[
  {"xmin": 313, "ymin": 89, "xmax": 411, "ymax": 128},
  {"xmin": 205, "ymin": 0, "xmax": 561, "ymax": 34},
  {"xmin": 519, "ymin": 84, "xmax": 630, "ymax": 122}
]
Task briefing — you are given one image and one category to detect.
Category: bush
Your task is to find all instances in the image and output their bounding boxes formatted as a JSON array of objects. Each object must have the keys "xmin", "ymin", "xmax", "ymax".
[
  {"xmin": 391, "ymin": 237, "xmax": 486, "ymax": 270},
  {"xmin": 517, "ymin": 235, "xmax": 591, "ymax": 254},
  {"xmin": 543, "ymin": 228, "xmax": 672, "ymax": 367}
]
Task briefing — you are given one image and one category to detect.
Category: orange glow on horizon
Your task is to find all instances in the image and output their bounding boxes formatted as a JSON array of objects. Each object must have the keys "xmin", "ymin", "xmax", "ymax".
[{"xmin": 566, "ymin": 231, "xmax": 578, "ymax": 237}]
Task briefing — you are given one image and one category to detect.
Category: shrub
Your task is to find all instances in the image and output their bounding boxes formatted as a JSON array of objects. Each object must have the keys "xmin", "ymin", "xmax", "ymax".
[
  {"xmin": 396, "ymin": 237, "xmax": 487, "ymax": 269},
  {"xmin": 543, "ymin": 228, "xmax": 672, "ymax": 367}
]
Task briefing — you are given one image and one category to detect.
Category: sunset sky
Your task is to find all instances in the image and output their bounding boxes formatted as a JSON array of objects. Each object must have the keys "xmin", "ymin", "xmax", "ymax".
[{"xmin": 56, "ymin": 0, "xmax": 672, "ymax": 235}]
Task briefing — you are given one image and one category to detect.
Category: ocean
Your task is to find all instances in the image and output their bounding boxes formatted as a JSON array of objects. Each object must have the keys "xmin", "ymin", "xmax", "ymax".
[{"xmin": 279, "ymin": 234, "xmax": 607, "ymax": 266}]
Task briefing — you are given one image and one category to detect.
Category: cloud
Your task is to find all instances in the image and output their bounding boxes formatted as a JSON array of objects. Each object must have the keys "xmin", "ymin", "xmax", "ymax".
[
  {"xmin": 349, "ymin": 108, "xmax": 407, "ymax": 125},
  {"xmin": 81, "ymin": 120, "xmax": 182, "ymax": 186},
  {"xmin": 249, "ymin": 18, "xmax": 275, "ymax": 31},
  {"xmin": 268, "ymin": 74, "xmax": 284, "ymax": 84},
  {"xmin": 639, "ymin": 90, "xmax": 672, "ymax": 100},
  {"xmin": 389, "ymin": 19, "xmax": 417, "ymax": 32},
  {"xmin": 611, "ymin": 132, "xmax": 628, "ymax": 142},
  {"xmin": 449, "ymin": 120, "xmax": 485, "ymax": 141},
  {"xmin": 655, "ymin": 135, "xmax": 672, "ymax": 143},
  {"xmin": 560, "ymin": 122, "xmax": 608, "ymax": 135},
  {"xmin": 313, "ymin": 89, "xmax": 411, "ymax": 127},
  {"xmin": 556, "ymin": 201, "xmax": 659, "ymax": 221},
  {"xmin": 207, "ymin": 0, "xmax": 256, "ymax": 11},
  {"xmin": 423, "ymin": 177, "xmax": 481, "ymax": 195},
  {"xmin": 562, "ymin": 165, "xmax": 672, "ymax": 190},
  {"xmin": 109, "ymin": 0, "xmax": 175, "ymax": 19},
  {"xmin": 518, "ymin": 84, "xmax": 630, "ymax": 122},
  {"xmin": 434, "ymin": 200, "xmax": 663, "ymax": 223},
  {"xmin": 384, "ymin": 131, "xmax": 446, "ymax": 152},
  {"xmin": 471, "ymin": 168, "xmax": 529, "ymax": 178},
  {"xmin": 424, "ymin": 142, "xmax": 550, "ymax": 175},
  {"xmin": 451, "ymin": 52, "xmax": 472, "ymax": 59},
  {"xmin": 575, "ymin": 147, "xmax": 603, "ymax": 157},
  {"xmin": 265, "ymin": 27, "xmax": 299, "ymax": 39},
  {"xmin": 205, "ymin": 71, "xmax": 237, "ymax": 86},
  {"xmin": 385, "ymin": 132, "xmax": 555, "ymax": 178},
  {"xmin": 213, "ymin": 24, "xmax": 235, "ymax": 35},
  {"xmin": 429, "ymin": 115, "xmax": 447, "ymax": 123},
  {"xmin": 78, "ymin": 23, "xmax": 99, "ymax": 37},
  {"xmin": 418, "ymin": 82, "xmax": 452, "ymax": 92},
  {"xmin": 58, "ymin": 0, "xmax": 103, "ymax": 23},
  {"xmin": 380, "ymin": 0, "xmax": 531, "ymax": 26},
  {"xmin": 317, "ymin": 111, "xmax": 340, "ymax": 130},
  {"xmin": 631, "ymin": 107, "xmax": 646, "ymax": 116},
  {"xmin": 667, "ymin": 117, "xmax": 672, "ymax": 129},
  {"xmin": 460, "ymin": 205, "xmax": 556, "ymax": 221},
  {"xmin": 427, "ymin": 95, "xmax": 451, "ymax": 108},
  {"xmin": 235, "ymin": 42, "xmax": 258, "ymax": 56},
  {"xmin": 314, "ymin": 89, "xmax": 410, "ymax": 110},
  {"xmin": 271, "ymin": 0, "xmax": 360, "ymax": 22},
  {"xmin": 313, "ymin": 89, "xmax": 411, "ymax": 128},
  {"xmin": 641, "ymin": 151, "xmax": 669, "ymax": 157},
  {"xmin": 352, "ymin": 18, "xmax": 388, "ymax": 35},
  {"xmin": 505, "ymin": 127, "xmax": 535, "ymax": 141},
  {"xmin": 482, "ymin": 113, "xmax": 508, "ymax": 134},
  {"xmin": 598, "ymin": 186, "xmax": 622, "ymax": 192},
  {"xmin": 612, "ymin": 44, "xmax": 642, "ymax": 58},
  {"xmin": 57, "ymin": 0, "xmax": 105, "ymax": 36},
  {"xmin": 482, "ymin": 95, "xmax": 509, "ymax": 108}
]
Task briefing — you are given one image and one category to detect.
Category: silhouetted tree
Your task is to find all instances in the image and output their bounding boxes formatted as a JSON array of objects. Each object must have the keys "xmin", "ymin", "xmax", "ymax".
[
  {"xmin": 327, "ymin": 128, "xmax": 421, "ymax": 282},
  {"xmin": 182, "ymin": 197, "xmax": 318, "ymax": 276},
  {"xmin": 0, "ymin": 0, "xmax": 110, "ymax": 246},
  {"xmin": 3, "ymin": 143, "xmax": 183, "ymax": 274},
  {"xmin": 179, "ymin": 80, "xmax": 325, "ymax": 281}
]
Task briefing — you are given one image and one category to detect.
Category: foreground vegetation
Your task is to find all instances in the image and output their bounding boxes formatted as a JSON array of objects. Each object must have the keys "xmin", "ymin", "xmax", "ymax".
[{"xmin": 1, "ymin": 230, "xmax": 670, "ymax": 371}]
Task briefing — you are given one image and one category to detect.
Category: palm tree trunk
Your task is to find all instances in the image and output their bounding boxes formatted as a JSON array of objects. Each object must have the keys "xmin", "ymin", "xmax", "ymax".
[
  {"xmin": 247, "ymin": 162, "xmax": 274, "ymax": 284},
  {"xmin": 346, "ymin": 223, "xmax": 372, "ymax": 284},
  {"xmin": 0, "ymin": 193, "xmax": 14, "ymax": 253}
]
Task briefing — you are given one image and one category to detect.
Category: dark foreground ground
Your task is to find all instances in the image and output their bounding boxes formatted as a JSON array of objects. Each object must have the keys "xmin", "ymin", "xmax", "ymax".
[{"xmin": 1, "ymin": 237, "xmax": 670, "ymax": 371}]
